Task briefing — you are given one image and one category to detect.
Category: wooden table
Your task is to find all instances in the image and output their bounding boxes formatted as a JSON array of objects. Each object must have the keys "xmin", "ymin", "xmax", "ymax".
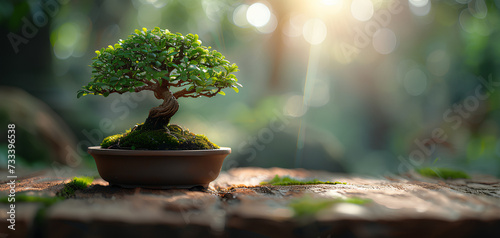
[{"xmin": 1, "ymin": 167, "xmax": 500, "ymax": 238}]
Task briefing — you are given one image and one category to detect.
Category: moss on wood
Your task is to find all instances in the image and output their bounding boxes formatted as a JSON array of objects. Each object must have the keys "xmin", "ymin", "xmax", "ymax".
[
  {"xmin": 56, "ymin": 177, "xmax": 94, "ymax": 198},
  {"xmin": 290, "ymin": 196, "xmax": 372, "ymax": 217},
  {"xmin": 260, "ymin": 175, "xmax": 346, "ymax": 186},
  {"xmin": 416, "ymin": 167, "xmax": 470, "ymax": 179},
  {"xmin": 0, "ymin": 194, "xmax": 62, "ymax": 205}
]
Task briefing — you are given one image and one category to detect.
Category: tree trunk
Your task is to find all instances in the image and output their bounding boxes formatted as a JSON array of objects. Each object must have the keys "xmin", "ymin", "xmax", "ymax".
[{"xmin": 143, "ymin": 89, "xmax": 179, "ymax": 130}]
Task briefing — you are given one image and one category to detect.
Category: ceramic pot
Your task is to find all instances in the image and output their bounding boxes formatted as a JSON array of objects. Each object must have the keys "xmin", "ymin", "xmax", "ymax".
[{"xmin": 88, "ymin": 146, "xmax": 230, "ymax": 189}]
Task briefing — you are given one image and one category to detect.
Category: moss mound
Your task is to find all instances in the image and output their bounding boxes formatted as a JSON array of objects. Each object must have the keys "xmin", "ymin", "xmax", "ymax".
[
  {"xmin": 416, "ymin": 167, "xmax": 470, "ymax": 179},
  {"xmin": 101, "ymin": 124, "xmax": 219, "ymax": 150},
  {"xmin": 260, "ymin": 175, "xmax": 346, "ymax": 185}
]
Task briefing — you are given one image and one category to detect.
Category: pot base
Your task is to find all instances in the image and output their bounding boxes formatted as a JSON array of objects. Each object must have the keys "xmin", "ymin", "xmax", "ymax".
[
  {"xmin": 88, "ymin": 146, "xmax": 230, "ymax": 189},
  {"xmin": 109, "ymin": 183, "xmax": 209, "ymax": 190}
]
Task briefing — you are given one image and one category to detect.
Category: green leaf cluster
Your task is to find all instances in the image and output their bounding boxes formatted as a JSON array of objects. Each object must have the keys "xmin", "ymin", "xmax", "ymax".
[{"xmin": 77, "ymin": 27, "xmax": 241, "ymax": 98}]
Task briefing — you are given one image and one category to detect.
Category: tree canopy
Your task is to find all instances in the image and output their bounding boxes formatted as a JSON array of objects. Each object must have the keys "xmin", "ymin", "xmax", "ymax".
[{"xmin": 77, "ymin": 27, "xmax": 241, "ymax": 99}]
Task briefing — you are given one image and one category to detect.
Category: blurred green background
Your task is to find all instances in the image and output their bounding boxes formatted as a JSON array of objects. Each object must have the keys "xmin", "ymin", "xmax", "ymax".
[{"xmin": 1, "ymin": 0, "xmax": 499, "ymax": 177}]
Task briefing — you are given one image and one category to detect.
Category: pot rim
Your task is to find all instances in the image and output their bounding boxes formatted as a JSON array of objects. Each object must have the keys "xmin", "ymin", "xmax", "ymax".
[{"xmin": 88, "ymin": 146, "xmax": 231, "ymax": 156}]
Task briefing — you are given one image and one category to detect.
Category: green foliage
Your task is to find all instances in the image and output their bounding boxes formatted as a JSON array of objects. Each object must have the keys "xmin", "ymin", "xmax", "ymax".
[
  {"xmin": 416, "ymin": 167, "xmax": 470, "ymax": 179},
  {"xmin": 289, "ymin": 196, "xmax": 372, "ymax": 217},
  {"xmin": 57, "ymin": 177, "xmax": 94, "ymax": 198},
  {"xmin": 260, "ymin": 175, "xmax": 346, "ymax": 185},
  {"xmin": 101, "ymin": 124, "xmax": 219, "ymax": 150},
  {"xmin": 77, "ymin": 27, "xmax": 241, "ymax": 98}
]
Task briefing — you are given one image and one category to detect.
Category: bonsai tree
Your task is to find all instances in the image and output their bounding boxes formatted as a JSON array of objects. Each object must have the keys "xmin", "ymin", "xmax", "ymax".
[{"xmin": 78, "ymin": 27, "xmax": 241, "ymax": 149}]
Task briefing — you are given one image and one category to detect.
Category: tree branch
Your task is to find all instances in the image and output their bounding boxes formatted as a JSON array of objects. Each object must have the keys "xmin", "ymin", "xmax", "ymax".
[
  {"xmin": 89, "ymin": 84, "xmax": 155, "ymax": 95},
  {"xmin": 140, "ymin": 79, "xmax": 155, "ymax": 87},
  {"xmin": 174, "ymin": 88, "xmax": 222, "ymax": 99},
  {"xmin": 134, "ymin": 85, "xmax": 156, "ymax": 92},
  {"xmin": 173, "ymin": 88, "xmax": 196, "ymax": 98}
]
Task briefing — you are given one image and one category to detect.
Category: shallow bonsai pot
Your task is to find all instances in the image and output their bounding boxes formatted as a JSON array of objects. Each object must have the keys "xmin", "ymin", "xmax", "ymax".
[{"xmin": 88, "ymin": 146, "xmax": 230, "ymax": 189}]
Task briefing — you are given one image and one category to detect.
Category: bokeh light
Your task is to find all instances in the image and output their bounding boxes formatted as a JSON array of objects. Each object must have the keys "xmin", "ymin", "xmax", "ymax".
[
  {"xmin": 53, "ymin": 22, "xmax": 80, "ymax": 59},
  {"xmin": 302, "ymin": 18, "xmax": 327, "ymax": 45},
  {"xmin": 284, "ymin": 94, "xmax": 308, "ymax": 117},
  {"xmin": 202, "ymin": 0, "xmax": 227, "ymax": 22},
  {"xmin": 282, "ymin": 14, "xmax": 307, "ymax": 38},
  {"xmin": 469, "ymin": 0, "xmax": 487, "ymax": 19},
  {"xmin": 307, "ymin": 79, "xmax": 330, "ymax": 107},
  {"xmin": 426, "ymin": 50, "xmax": 450, "ymax": 77},
  {"xmin": 321, "ymin": 0, "xmax": 342, "ymax": 6},
  {"xmin": 351, "ymin": 0, "xmax": 374, "ymax": 21},
  {"xmin": 409, "ymin": 0, "xmax": 429, "ymax": 7},
  {"xmin": 409, "ymin": 0, "xmax": 431, "ymax": 16},
  {"xmin": 246, "ymin": 3, "xmax": 271, "ymax": 28},
  {"xmin": 372, "ymin": 28, "xmax": 397, "ymax": 55},
  {"xmin": 403, "ymin": 68, "xmax": 427, "ymax": 96},
  {"xmin": 257, "ymin": 14, "xmax": 278, "ymax": 34},
  {"xmin": 139, "ymin": 0, "xmax": 168, "ymax": 8},
  {"xmin": 233, "ymin": 4, "xmax": 250, "ymax": 28},
  {"xmin": 138, "ymin": 3, "xmax": 162, "ymax": 27}
]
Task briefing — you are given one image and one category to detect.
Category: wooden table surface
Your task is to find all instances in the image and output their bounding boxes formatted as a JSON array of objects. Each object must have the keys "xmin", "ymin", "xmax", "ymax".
[{"xmin": 1, "ymin": 167, "xmax": 500, "ymax": 238}]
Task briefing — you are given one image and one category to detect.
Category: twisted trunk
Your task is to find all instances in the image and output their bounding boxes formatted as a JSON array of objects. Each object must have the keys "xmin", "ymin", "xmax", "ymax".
[{"xmin": 143, "ymin": 88, "xmax": 179, "ymax": 130}]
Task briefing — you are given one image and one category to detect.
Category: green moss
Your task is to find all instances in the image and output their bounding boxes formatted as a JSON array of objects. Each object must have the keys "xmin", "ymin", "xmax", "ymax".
[
  {"xmin": 56, "ymin": 176, "xmax": 94, "ymax": 198},
  {"xmin": 0, "ymin": 194, "xmax": 62, "ymax": 205},
  {"xmin": 289, "ymin": 196, "xmax": 372, "ymax": 217},
  {"xmin": 416, "ymin": 167, "xmax": 470, "ymax": 179},
  {"xmin": 100, "ymin": 124, "xmax": 219, "ymax": 150},
  {"xmin": 260, "ymin": 175, "xmax": 347, "ymax": 186},
  {"xmin": 101, "ymin": 133, "xmax": 125, "ymax": 148},
  {"xmin": 119, "ymin": 129, "xmax": 180, "ymax": 149}
]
